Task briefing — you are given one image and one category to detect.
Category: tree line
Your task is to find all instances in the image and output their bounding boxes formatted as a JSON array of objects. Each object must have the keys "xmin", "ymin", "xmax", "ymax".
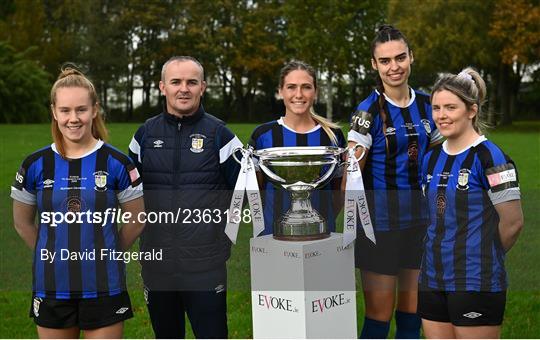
[{"xmin": 0, "ymin": 0, "xmax": 538, "ymax": 124}]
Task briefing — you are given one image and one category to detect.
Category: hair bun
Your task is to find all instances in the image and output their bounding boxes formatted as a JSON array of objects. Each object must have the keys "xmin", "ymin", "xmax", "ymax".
[
  {"xmin": 58, "ymin": 63, "xmax": 84, "ymax": 80},
  {"xmin": 378, "ymin": 24, "xmax": 395, "ymax": 32}
]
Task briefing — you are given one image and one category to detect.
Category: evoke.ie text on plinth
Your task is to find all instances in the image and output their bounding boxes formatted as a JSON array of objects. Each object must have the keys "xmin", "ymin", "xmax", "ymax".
[{"xmin": 250, "ymin": 234, "xmax": 357, "ymax": 339}]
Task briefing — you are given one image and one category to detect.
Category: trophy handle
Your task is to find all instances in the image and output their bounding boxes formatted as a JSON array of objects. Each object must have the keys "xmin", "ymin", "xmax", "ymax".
[
  {"xmin": 258, "ymin": 162, "xmax": 287, "ymax": 184},
  {"xmin": 312, "ymin": 159, "xmax": 337, "ymax": 188},
  {"xmin": 232, "ymin": 146, "xmax": 255, "ymax": 164},
  {"xmin": 343, "ymin": 144, "xmax": 366, "ymax": 167}
]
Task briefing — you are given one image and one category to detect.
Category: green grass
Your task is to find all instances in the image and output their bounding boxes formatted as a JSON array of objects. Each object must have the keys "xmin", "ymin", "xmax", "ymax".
[{"xmin": 0, "ymin": 121, "xmax": 539, "ymax": 338}]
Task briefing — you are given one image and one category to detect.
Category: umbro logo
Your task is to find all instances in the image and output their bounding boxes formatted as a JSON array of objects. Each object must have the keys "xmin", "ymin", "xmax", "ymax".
[
  {"xmin": 43, "ymin": 179, "xmax": 54, "ymax": 188},
  {"xmin": 215, "ymin": 284, "xmax": 225, "ymax": 294},
  {"xmin": 463, "ymin": 311, "xmax": 482, "ymax": 319},
  {"xmin": 385, "ymin": 127, "xmax": 396, "ymax": 136},
  {"xmin": 153, "ymin": 140, "xmax": 164, "ymax": 148},
  {"xmin": 116, "ymin": 307, "xmax": 129, "ymax": 314}
]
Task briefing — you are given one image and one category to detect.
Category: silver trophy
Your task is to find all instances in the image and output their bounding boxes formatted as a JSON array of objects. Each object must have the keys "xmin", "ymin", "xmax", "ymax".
[{"xmin": 253, "ymin": 146, "xmax": 345, "ymax": 241}]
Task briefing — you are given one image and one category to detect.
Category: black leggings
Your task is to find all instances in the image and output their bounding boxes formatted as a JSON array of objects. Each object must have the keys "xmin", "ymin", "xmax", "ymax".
[{"xmin": 146, "ymin": 290, "xmax": 228, "ymax": 339}]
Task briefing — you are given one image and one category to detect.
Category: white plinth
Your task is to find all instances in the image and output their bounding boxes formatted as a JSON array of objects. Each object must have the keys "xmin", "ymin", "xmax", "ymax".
[{"xmin": 250, "ymin": 233, "xmax": 357, "ymax": 339}]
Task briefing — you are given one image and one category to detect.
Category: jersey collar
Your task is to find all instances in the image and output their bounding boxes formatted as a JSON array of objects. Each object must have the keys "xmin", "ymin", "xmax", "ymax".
[
  {"xmin": 375, "ymin": 87, "xmax": 416, "ymax": 108},
  {"xmin": 277, "ymin": 117, "xmax": 321, "ymax": 134},
  {"xmin": 51, "ymin": 140, "xmax": 104, "ymax": 159},
  {"xmin": 163, "ymin": 104, "xmax": 205, "ymax": 125},
  {"xmin": 442, "ymin": 135, "xmax": 487, "ymax": 155}
]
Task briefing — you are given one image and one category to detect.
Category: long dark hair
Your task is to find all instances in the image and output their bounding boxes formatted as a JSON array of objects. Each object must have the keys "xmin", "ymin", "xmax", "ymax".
[{"xmin": 371, "ymin": 25, "xmax": 412, "ymax": 151}]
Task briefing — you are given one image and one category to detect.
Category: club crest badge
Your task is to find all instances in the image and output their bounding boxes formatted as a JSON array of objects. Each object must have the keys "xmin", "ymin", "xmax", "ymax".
[
  {"xmin": 421, "ymin": 119, "xmax": 432, "ymax": 135},
  {"xmin": 190, "ymin": 134, "xmax": 207, "ymax": 153},
  {"xmin": 93, "ymin": 171, "xmax": 109, "ymax": 192},
  {"xmin": 457, "ymin": 168, "xmax": 471, "ymax": 190},
  {"xmin": 33, "ymin": 297, "xmax": 42, "ymax": 317}
]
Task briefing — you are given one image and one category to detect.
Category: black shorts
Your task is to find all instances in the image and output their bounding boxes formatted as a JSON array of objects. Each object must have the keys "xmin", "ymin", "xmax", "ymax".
[
  {"xmin": 355, "ymin": 225, "xmax": 426, "ymax": 275},
  {"xmin": 417, "ymin": 289, "xmax": 506, "ymax": 326},
  {"xmin": 29, "ymin": 291, "xmax": 133, "ymax": 330}
]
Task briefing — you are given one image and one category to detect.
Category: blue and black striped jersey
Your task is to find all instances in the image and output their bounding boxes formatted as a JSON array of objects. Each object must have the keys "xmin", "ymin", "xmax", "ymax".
[
  {"xmin": 249, "ymin": 118, "xmax": 346, "ymax": 236},
  {"xmin": 348, "ymin": 89, "xmax": 443, "ymax": 231},
  {"xmin": 11, "ymin": 141, "xmax": 143, "ymax": 299},
  {"xmin": 419, "ymin": 136, "xmax": 520, "ymax": 292}
]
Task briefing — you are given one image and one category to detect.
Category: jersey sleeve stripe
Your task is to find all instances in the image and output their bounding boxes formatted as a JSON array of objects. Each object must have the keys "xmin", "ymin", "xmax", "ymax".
[
  {"xmin": 10, "ymin": 186, "xmax": 37, "ymax": 205},
  {"xmin": 117, "ymin": 183, "xmax": 144, "ymax": 203}
]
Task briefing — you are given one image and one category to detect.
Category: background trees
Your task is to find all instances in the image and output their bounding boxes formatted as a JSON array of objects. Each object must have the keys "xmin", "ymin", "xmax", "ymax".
[
  {"xmin": 0, "ymin": 0, "xmax": 538, "ymax": 124},
  {"xmin": 389, "ymin": 0, "xmax": 540, "ymax": 124}
]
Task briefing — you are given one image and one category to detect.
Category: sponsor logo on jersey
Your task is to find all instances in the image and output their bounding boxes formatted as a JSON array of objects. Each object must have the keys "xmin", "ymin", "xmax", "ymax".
[
  {"xmin": 93, "ymin": 171, "xmax": 109, "ymax": 192},
  {"xmin": 190, "ymin": 133, "xmax": 207, "ymax": 153},
  {"xmin": 457, "ymin": 168, "xmax": 471, "ymax": 190},
  {"xmin": 463, "ymin": 311, "xmax": 482, "ymax": 319},
  {"xmin": 15, "ymin": 171, "xmax": 24, "ymax": 184},
  {"xmin": 408, "ymin": 141, "xmax": 418, "ymax": 163},
  {"xmin": 153, "ymin": 140, "xmax": 164, "ymax": 148},
  {"xmin": 487, "ymin": 168, "xmax": 517, "ymax": 187},
  {"xmin": 67, "ymin": 197, "xmax": 82, "ymax": 213},
  {"xmin": 43, "ymin": 179, "xmax": 55, "ymax": 188},
  {"xmin": 385, "ymin": 127, "xmax": 396, "ymax": 136},
  {"xmin": 350, "ymin": 110, "xmax": 372, "ymax": 134},
  {"xmin": 436, "ymin": 193, "xmax": 446, "ymax": 216}
]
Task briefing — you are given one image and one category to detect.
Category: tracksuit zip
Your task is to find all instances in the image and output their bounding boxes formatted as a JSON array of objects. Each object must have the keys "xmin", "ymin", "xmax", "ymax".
[{"xmin": 174, "ymin": 122, "xmax": 181, "ymax": 190}]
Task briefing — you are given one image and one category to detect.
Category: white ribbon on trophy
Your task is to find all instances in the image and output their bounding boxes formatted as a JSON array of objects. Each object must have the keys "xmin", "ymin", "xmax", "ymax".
[
  {"xmin": 225, "ymin": 147, "xmax": 265, "ymax": 244},
  {"xmin": 343, "ymin": 145, "xmax": 375, "ymax": 247}
]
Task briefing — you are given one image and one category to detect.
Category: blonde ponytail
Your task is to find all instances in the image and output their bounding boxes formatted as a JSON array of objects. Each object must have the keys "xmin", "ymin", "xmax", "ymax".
[{"xmin": 310, "ymin": 108, "xmax": 340, "ymax": 146}]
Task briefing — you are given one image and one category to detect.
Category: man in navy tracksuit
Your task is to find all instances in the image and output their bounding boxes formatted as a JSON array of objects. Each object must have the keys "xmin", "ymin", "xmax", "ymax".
[{"xmin": 129, "ymin": 56, "xmax": 242, "ymax": 338}]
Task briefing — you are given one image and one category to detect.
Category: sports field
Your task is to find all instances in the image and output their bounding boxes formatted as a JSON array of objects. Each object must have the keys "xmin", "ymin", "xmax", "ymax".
[{"xmin": 0, "ymin": 122, "xmax": 538, "ymax": 338}]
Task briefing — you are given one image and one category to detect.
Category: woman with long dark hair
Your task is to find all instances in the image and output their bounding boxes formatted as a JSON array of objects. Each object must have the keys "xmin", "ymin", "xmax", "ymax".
[{"xmin": 347, "ymin": 25, "xmax": 442, "ymax": 338}]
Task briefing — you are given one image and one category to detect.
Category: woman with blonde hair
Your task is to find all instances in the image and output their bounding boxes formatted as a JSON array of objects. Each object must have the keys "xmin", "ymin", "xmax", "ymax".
[
  {"xmin": 418, "ymin": 67, "xmax": 523, "ymax": 338},
  {"xmin": 249, "ymin": 60, "xmax": 346, "ymax": 237},
  {"xmin": 11, "ymin": 66, "xmax": 145, "ymax": 338}
]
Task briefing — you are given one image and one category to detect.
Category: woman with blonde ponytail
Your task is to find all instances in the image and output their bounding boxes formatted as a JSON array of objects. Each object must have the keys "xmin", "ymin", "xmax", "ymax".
[
  {"xmin": 11, "ymin": 65, "xmax": 145, "ymax": 338},
  {"xmin": 249, "ymin": 60, "xmax": 346, "ymax": 236},
  {"xmin": 418, "ymin": 67, "xmax": 523, "ymax": 338}
]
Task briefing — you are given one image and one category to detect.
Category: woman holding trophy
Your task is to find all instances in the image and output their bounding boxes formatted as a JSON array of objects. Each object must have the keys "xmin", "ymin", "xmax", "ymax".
[
  {"xmin": 347, "ymin": 25, "xmax": 442, "ymax": 338},
  {"xmin": 249, "ymin": 60, "xmax": 346, "ymax": 237}
]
